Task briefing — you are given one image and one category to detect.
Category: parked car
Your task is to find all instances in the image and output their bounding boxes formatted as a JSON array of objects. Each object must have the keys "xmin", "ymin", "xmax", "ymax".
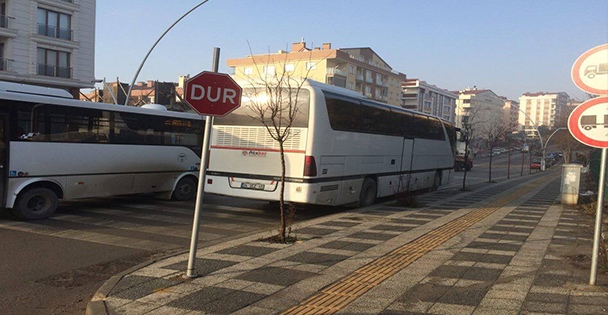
[{"xmin": 530, "ymin": 156, "xmax": 542, "ymax": 170}]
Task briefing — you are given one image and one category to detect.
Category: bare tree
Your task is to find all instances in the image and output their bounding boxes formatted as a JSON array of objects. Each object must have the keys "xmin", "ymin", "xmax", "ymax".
[
  {"xmin": 477, "ymin": 111, "xmax": 510, "ymax": 183},
  {"xmin": 236, "ymin": 49, "xmax": 316, "ymax": 242},
  {"xmin": 459, "ymin": 107, "xmax": 482, "ymax": 190},
  {"xmin": 551, "ymin": 129, "xmax": 582, "ymax": 163},
  {"xmin": 459, "ymin": 116, "xmax": 476, "ymax": 190}
]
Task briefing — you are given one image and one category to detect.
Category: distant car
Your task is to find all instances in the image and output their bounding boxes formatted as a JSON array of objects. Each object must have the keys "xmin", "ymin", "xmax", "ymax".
[{"xmin": 530, "ymin": 156, "xmax": 542, "ymax": 170}]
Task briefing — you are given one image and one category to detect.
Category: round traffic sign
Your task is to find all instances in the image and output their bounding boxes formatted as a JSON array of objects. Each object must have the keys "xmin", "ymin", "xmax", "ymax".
[
  {"xmin": 568, "ymin": 96, "xmax": 608, "ymax": 148},
  {"xmin": 571, "ymin": 43, "xmax": 608, "ymax": 95},
  {"xmin": 184, "ymin": 71, "xmax": 242, "ymax": 116}
]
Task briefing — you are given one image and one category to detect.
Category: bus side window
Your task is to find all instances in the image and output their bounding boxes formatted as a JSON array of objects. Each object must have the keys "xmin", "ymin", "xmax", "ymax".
[{"xmin": 325, "ymin": 96, "xmax": 360, "ymax": 131}]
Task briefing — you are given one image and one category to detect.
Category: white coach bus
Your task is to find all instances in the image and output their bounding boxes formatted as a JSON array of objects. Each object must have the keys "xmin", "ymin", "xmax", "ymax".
[
  {"xmin": 205, "ymin": 79, "xmax": 456, "ymax": 207},
  {"xmin": 0, "ymin": 82, "xmax": 203, "ymax": 219}
]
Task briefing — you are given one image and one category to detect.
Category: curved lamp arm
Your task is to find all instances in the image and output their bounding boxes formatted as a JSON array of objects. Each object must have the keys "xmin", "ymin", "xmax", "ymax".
[{"xmin": 125, "ymin": 0, "xmax": 211, "ymax": 105}]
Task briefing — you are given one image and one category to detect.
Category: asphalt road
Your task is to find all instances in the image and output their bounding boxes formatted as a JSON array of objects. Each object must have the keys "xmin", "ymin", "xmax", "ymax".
[{"xmin": 0, "ymin": 194, "xmax": 347, "ymax": 315}]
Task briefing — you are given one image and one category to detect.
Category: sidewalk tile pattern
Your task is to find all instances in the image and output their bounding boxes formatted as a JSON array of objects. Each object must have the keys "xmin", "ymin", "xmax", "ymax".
[{"xmin": 96, "ymin": 174, "xmax": 608, "ymax": 315}]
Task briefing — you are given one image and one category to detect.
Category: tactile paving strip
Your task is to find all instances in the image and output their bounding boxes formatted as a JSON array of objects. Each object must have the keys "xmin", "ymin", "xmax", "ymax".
[{"xmin": 281, "ymin": 176, "xmax": 548, "ymax": 315}]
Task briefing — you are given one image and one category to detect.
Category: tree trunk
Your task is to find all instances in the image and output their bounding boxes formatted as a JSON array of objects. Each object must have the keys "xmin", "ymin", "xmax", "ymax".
[
  {"xmin": 462, "ymin": 140, "xmax": 469, "ymax": 190},
  {"xmin": 278, "ymin": 141, "xmax": 287, "ymax": 242},
  {"xmin": 489, "ymin": 153, "xmax": 493, "ymax": 183}
]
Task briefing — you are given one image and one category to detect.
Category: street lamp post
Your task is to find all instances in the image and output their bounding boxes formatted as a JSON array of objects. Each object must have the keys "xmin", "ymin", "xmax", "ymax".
[{"xmin": 125, "ymin": 0, "xmax": 211, "ymax": 106}]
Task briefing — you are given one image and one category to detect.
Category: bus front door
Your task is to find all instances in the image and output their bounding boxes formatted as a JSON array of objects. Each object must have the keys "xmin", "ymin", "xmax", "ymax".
[{"xmin": 0, "ymin": 114, "xmax": 7, "ymax": 207}]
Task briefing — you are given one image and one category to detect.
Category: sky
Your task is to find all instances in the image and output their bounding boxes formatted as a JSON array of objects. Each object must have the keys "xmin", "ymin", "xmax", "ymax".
[{"xmin": 95, "ymin": 0, "xmax": 608, "ymax": 101}]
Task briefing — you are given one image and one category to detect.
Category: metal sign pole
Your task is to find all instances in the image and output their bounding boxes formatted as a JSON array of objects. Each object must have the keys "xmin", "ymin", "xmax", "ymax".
[
  {"xmin": 186, "ymin": 47, "xmax": 220, "ymax": 278},
  {"xmin": 590, "ymin": 147, "xmax": 607, "ymax": 285}
]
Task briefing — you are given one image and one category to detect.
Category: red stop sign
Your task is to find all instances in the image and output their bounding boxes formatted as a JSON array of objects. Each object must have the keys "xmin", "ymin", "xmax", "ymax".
[{"xmin": 184, "ymin": 71, "xmax": 242, "ymax": 116}]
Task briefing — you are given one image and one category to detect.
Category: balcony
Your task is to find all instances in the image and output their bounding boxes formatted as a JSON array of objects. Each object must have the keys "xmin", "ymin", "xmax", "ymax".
[
  {"xmin": 37, "ymin": 24, "xmax": 73, "ymax": 41},
  {"xmin": 37, "ymin": 64, "xmax": 72, "ymax": 78},
  {"xmin": 326, "ymin": 67, "xmax": 347, "ymax": 77},
  {"xmin": 0, "ymin": 15, "xmax": 9, "ymax": 28},
  {"xmin": 0, "ymin": 15, "xmax": 17, "ymax": 39},
  {"xmin": 0, "ymin": 58, "xmax": 12, "ymax": 71}
]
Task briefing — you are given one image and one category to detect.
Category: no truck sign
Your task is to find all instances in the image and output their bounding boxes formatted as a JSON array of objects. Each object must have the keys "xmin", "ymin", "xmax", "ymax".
[
  {"xmin": 571, "ymin": 43, "xmax": 608, "ymax": 95},
  {"xmin": 568, "ymin": 96, "xmax": 608, "ymax": 149}
]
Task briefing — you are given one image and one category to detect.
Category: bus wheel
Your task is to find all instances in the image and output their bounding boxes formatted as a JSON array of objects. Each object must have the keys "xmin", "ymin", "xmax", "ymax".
[
  {"xmin": 430, "ymin": 172, "xmax": 441, "ymax": 191},
  {"xmin": 12, "ymin": 187, "xmax": 58, "ymax": 220},
  {"xmin": 172, "ymin": 177, "xmax": 197, "ymax": 201},
  {"xmin": 359, "ymin": 178, "xmax": 377, "ymax": 207}
]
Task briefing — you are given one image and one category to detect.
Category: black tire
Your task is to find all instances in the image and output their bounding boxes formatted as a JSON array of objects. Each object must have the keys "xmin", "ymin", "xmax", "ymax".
[
  {"xmin": 430, "ymin": 172, "xmax": 441, "ymax": 191},
  {"xmin": 172, "ymin": 177, "xmax": 197, "ymax": 201},
  {"xmin": 12, "ymin": 187, "xmax": 58, "ymax": 220},
  {"xmin": 358, "ymin": 178, "xmax": 377, "ymax": 207}
]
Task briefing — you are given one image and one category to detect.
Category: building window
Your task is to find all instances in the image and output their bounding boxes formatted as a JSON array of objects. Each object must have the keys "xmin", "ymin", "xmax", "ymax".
[
  {"xmin": 37, "ymin": 8, "xmax": 72, "ymax": 40},
  {"xmin": 0, "ymin": 2, "xmax": 7, "ymax": 28},
  {"xmin": 365, "ymin": 71, "xmax": 373, "ymax": 83},
  {"xmin": 285, "ymin": 63, "xmax": 294, "ymax": 72},
  {"xmin": 0, "ymin": 42, "xmax": 5, "ymax": 71},
  {"xmin": 37, "ymin": 48, "xmax": 71, "ymax": 78},
  {"xmin": 243, "ymin": 67, "xmax": 253, "ymax": 75},
  {"xmin": 263, "ymin": 65, "xmax": 275, "ymax": 75},
  {"xmin": 305, "ymin": 62, "xmax": 316, "ymax": 70},
  {"xmin": 348, "ymin": 65, "xmax": 355, "ymax": 74}
]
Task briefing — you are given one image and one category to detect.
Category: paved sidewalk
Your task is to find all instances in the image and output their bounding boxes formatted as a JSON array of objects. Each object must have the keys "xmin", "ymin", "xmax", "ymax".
[{"xmin": 88, "ymin": 170, "xmax": 608, "ymax": 315}]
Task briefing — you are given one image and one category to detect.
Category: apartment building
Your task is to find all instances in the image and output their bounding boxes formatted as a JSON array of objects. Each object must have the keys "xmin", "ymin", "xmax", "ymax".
[
  {"xmin": 401, "ymin": 78, "xmax": 456, "ymax": 123},
  {"xmin": 501, "ymin": 97, "xmax": 520, "ymax": 133},
  {"xmin": 454, "ymin": 88, "xmax": 505, "ymax": 135},
  {"xmin": 0, "ymin": 0, "xmax": 95, "ymax": 97},
  {"xmin": 226, "ymin": 41, "xmax": 407, "ymax": 106},
  {"xmin": 518, "ymin": 92, "xmax": 569, "ymax": 137}
]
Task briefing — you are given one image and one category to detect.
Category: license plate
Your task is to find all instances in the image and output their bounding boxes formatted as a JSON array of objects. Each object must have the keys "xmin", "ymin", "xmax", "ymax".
[{"xmin": 241, "ymin": 182, "xmax": 265, "ymax": 190}]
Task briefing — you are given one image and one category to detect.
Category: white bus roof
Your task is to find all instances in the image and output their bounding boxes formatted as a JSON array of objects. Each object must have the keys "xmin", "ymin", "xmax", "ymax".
[
  {"xmin": 0, "ymin": 81, "xmax": 74, "ymax": 99},
  {"xmin": 0, "ymin": 81, "xmax": 202, "ymax": 120}
]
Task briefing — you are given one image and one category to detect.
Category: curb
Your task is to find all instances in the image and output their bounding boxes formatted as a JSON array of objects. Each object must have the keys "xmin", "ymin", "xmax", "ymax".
[{"xmin": 86, "ymin": 253, "xmax": 175, "ymax": 315}]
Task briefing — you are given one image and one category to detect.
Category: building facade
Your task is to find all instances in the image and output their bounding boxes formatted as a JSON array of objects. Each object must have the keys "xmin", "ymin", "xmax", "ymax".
[
  {"xmin": 226, "ymin": 41, "xmax": 407, "ymax": 106},
  {"xmin": 454, "ymin": 88, "xmax": 506, "ymax": 140},
  {"xmin": 501, "ymin": 98, "xmax": 520, "ymax": 133},
  {"xmin": 0, "ymin": 0, "xmax": 95, "ymax": 97},
  {"xmin": 401, "ymin": 78, "xmax": 456, "ymax": 123},
  {"xmin": 518, "ymin": 92, "xmax": 569, "ymax": 137}
]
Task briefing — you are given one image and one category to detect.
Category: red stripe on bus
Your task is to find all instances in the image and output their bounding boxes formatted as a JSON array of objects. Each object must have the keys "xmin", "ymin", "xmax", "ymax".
[{"xmin": 210, "ymin": 146, "xmax": 306, "ymax": 154}]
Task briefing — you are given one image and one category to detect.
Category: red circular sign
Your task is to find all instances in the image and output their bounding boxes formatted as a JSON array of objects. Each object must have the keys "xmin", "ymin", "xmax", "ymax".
[
  {"xmin": 184, "ymin": 71, "xmax": 242, "ymax": 116},
  {"xmin": 571, "ymin": 44, "xmax": 608, "ymax": 95},
  {"xmin": 568, "ymin": 96, "xmax": 608, "ymax": 148}
]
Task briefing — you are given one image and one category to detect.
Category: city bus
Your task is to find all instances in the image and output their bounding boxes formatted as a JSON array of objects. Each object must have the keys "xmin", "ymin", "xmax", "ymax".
[
  {"xmin": 205, "ymin": 79, "xmax": 456, "ymax": 207},
  {"xmin": 0, "ymin": 81, "xmax": 203, "ymax": 220}
]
